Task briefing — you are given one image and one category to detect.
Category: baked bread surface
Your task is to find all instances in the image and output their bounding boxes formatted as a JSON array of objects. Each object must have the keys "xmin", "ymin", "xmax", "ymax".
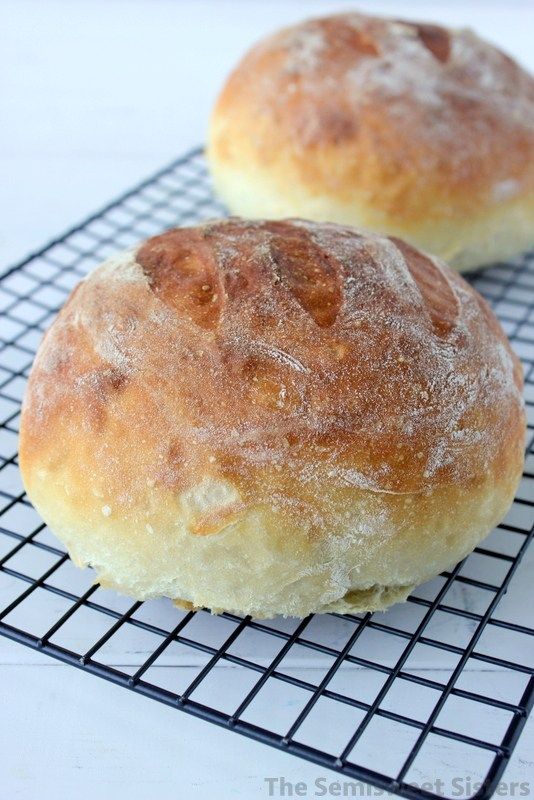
[
  {"xmin": 208, "ymin": 12, "xmax": 534, "ymax": 270},
  {"xmin": 20, "ymin": 219, "xmax": 525, "ymax": 617}
]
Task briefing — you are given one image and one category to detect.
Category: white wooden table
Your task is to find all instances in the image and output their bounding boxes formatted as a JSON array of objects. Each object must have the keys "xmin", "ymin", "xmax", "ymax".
[{"xmin": 1, "ymin": 2, "xmax": 533, "ymax": 798}]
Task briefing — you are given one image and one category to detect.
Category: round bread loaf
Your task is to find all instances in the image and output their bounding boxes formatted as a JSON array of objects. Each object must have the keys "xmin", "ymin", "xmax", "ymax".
[
  {"xmin": 20, "ymin": 219, "xmax": 525, "ymax": 617},
  {"xmin": 207, "ymin": 12, "xmax": 534, "ymax": 271}
]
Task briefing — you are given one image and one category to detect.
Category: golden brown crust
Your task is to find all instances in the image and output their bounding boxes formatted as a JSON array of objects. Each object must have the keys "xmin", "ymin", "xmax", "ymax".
[
  {"xmin": 208, "ymin": 12, "xmax": 534, "ymax": 269},
  {"xmin": 22, "ymin": 218, "xmax": 523, "ymax": 499},
  {"xmin": 19, "ymin": 219, "xmax": 525, "ymax": 616}
]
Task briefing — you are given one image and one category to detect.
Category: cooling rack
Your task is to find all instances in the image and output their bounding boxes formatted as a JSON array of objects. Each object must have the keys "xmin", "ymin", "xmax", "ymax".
[{"xmin": 0, "ymin": 147, "xmax": 533, "ymax": 800}]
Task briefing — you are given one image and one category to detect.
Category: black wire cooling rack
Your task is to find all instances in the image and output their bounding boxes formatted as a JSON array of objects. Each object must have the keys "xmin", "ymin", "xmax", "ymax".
[{"xmin": 0, "ymin": 147, "xmax": 533, "ymax": 800}]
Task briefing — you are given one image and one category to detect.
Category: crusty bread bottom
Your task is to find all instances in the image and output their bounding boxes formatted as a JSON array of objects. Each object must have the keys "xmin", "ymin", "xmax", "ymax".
[
  {"xmin": 211, "ymin": 161, "xmax": 534, "ymax": 272},
  {"xmin": 26, "ymin": 462, "xmax": 520, "ymax": 618}
]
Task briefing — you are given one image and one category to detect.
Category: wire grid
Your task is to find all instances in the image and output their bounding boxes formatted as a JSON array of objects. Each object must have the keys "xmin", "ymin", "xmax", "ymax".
[{"xmin": 0, "ymin": 147, "xmax": 533, "ymax": 800}]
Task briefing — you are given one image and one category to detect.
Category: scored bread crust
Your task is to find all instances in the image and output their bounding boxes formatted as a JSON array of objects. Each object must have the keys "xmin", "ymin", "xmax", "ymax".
[
  {"xmin": 207, "ymin": 12, "xmax": 534, "ymax": 271},
  {"xmin": 19, "ymin": 219, "xmax": 525, "ymax": 617}
]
